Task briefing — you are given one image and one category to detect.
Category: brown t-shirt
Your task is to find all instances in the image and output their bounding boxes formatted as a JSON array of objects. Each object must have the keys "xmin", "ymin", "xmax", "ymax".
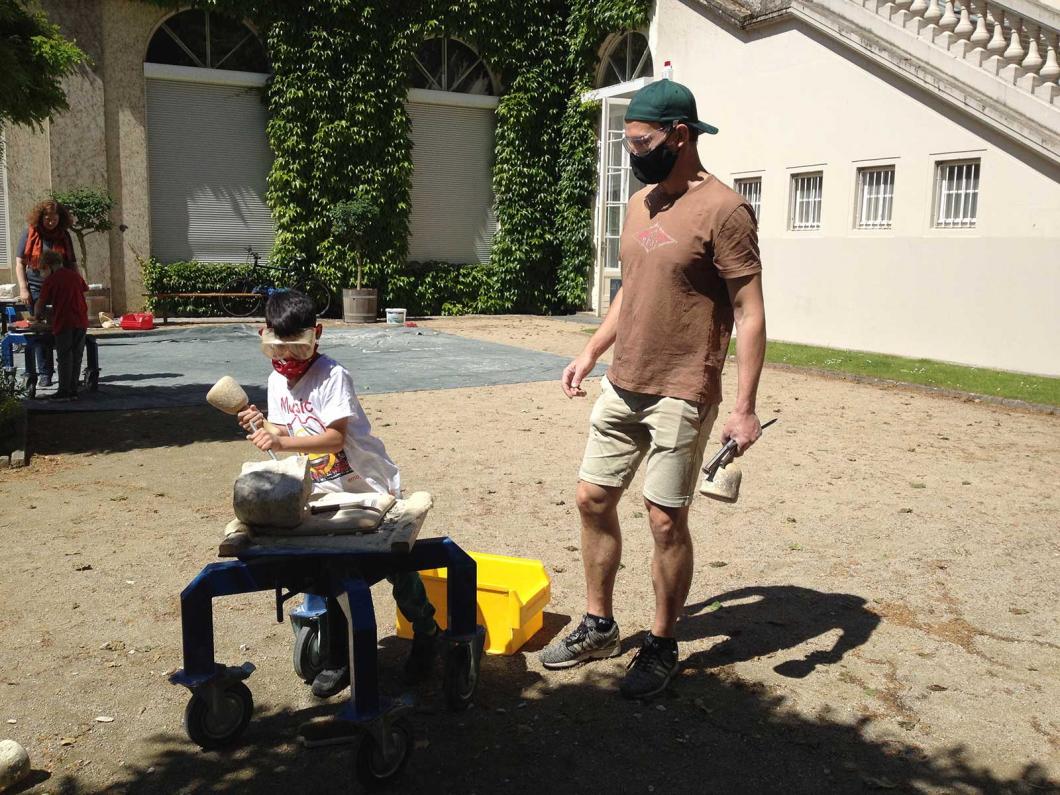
[{"xmin": 607, "ymin": 174, "xmax": 761, "ymax": 405}]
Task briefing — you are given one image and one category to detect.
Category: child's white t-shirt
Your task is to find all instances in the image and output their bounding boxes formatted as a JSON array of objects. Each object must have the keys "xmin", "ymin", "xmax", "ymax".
[{"xmin": 267, "ymin": 354, "xmax": 400, "ymax": 496}]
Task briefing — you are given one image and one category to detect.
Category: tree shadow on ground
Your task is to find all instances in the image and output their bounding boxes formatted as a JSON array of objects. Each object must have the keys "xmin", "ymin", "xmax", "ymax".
[
  {"xmin": 38, "ymin": 586, "xmax": 1057, "ymax": 795},
  {"xmin": 30, "ymin": 405, "xmax": 250, "ymax": 455}
]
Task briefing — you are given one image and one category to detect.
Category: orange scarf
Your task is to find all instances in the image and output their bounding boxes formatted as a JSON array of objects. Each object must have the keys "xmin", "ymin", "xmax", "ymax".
[{"xmin": 24, "ymin": 225, "xmax": 71, "ymax": 272}]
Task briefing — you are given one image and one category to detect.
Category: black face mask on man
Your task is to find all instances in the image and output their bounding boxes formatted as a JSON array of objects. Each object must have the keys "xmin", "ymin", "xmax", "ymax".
[{"xmin": 629, "ymin": 129, "xmax": 678, "ymax": 184}]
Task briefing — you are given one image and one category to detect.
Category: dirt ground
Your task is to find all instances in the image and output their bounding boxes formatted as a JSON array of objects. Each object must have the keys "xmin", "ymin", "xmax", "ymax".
[{"xmin": 1, "ymin": 315, "xmax": 1057, "ymax": 795}]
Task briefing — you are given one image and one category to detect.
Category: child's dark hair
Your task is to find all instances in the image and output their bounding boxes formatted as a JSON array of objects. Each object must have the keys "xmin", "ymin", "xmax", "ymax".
[
  {"xmin": 265, "ymin": 289, "xmax": 317, "ymax": 337},
  {"xmin": 40, "ymin": 250, "xmax": 65, "ymax": 269}
]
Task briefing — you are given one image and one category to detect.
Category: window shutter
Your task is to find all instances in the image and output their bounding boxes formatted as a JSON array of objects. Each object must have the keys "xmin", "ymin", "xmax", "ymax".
[
  {"xmin": 0, "ymin": 134, "xmax": 9, "ymax": 270},
  {"xmin": 406, "ymin": 102, "xmax": 497, "ymax": 264},
  {"xmin": 145, "ymin": 78, "xmax": 274, "ymax": 263}
]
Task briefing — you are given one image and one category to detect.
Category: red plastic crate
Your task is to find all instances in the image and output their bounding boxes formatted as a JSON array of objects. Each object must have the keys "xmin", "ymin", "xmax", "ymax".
[{"xmin": 120, "ymin": 312, "xmax": 155, "ymax": 330}]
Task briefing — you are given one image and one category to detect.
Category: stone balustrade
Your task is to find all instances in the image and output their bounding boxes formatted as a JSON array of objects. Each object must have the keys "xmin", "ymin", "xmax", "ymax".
[{"xmin": 863, "ymin": 0, "xmax": 1060, "ymax": 103}]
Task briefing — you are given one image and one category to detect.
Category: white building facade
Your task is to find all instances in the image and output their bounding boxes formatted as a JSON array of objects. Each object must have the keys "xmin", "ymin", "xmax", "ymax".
[{"xmin": 589, "ymin": 0, "xmax": 1060, "ymax": 377}]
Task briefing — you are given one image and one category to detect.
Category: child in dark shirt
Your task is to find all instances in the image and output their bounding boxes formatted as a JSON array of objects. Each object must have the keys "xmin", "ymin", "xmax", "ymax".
[{"xmin": 34, "ymin": 250, "xmax": 89, "ymax": 401}]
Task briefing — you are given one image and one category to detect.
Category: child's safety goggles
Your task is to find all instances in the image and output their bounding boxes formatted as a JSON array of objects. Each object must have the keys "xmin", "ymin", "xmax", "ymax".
[{"xmin": 259, "ymin": 327, "xmax": 317, "ymax": 361}]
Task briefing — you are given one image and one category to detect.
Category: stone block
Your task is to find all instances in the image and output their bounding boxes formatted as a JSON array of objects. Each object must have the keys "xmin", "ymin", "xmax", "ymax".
[
  {"xmin": 233, "ymin": 455, "xmax": 311, "ymax": 529},
  {"xmin": 982, "ymin": 55, "xmax": 1006, "ymax": 75},
  {"xmin": 998, "ymin": 63, "xmax": 1022, "ymax": 84},
  {"xmin": 1016, "ymin": 72, "xmax": 1041, "ymax": 93},
  {"xmin": 1034, "ymin": 81, "xmax": 1060, "ymax": 103},
  {"xmin": 934, "ymin": 31, "xmax": 957, "ymax": 50}
]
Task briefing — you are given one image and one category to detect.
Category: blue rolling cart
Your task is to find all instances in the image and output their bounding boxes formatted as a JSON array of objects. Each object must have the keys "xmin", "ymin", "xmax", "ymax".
[{"xmin": 169, "ymin": 536, "xmax": 484, "ymax": 789}]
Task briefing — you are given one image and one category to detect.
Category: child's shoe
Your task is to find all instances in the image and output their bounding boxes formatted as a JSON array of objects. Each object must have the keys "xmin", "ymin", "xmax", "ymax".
[
  {"xmin": 403, "ymin": 623, "xmax": 441, "ymax": 684},
  {"xmin": 311, "ymin": 665, "xmax": 350, "ymax": 698}
]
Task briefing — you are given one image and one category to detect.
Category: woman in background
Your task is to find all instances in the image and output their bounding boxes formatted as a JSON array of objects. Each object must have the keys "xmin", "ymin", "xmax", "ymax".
[{"xmin": 15, "ymin": 199, "xmax": 77, "ymax": 386}]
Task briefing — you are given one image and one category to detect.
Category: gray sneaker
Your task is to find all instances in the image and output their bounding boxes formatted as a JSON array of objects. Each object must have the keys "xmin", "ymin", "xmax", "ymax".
[{"xmin": 539, "ymin": 615, "xmax": 620, "ymax": 669}]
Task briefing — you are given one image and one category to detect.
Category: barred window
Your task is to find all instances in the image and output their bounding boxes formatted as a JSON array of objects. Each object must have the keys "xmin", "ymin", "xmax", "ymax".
[
  {"xmin": 789, "ymin": 172, "xmax": 822, "ymax": 231},
  {"xmin": 934, "ymin": 160, "xmax": 979, "ymax": 228},
  {"xmin": 855, "ymin": 166, "xmax": 895, "ymax": 229},
  {"xmin": 734, "ymin": 177, "xmax": 762, "ymax": 221}
]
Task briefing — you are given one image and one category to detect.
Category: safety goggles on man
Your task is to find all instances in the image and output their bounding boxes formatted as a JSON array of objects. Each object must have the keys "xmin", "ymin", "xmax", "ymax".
[
  {"xmin": 259, "ymin": 326, "xmax": 319, "ymax": 361},
  {"xmin": 621, "ymin": 124, "xmax": 674, "ymax": 156}
]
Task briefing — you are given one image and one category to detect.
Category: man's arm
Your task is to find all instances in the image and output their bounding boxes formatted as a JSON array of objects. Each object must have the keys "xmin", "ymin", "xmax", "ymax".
[
  {"xmin": 721, "ymin": 273, "xmax": 766, "ymax": 453},
  {"xmin": 561, "ymin": 287, "xmax": 623, "ymax": 398}
]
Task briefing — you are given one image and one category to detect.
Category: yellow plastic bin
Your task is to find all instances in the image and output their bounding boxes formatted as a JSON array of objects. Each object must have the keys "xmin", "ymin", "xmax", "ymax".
[{"xmin": 396, "ymin": 552, "xmax": 550, "ymax": 655}]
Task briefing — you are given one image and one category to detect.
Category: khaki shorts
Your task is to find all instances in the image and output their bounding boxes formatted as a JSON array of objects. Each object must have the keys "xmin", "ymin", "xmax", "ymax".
[{"xmin": 578, "ymin": 377, "xmax": 720, "ymax": 508}]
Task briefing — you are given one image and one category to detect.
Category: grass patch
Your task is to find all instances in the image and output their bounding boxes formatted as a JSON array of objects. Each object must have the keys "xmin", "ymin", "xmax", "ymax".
[
  {"xmin": 579, "ymin": 324, "xmax": 1057, "ymax": 405},
  {"xmin": 742, "ymin": 340, "xmax": 1059, "ymax": 406}
]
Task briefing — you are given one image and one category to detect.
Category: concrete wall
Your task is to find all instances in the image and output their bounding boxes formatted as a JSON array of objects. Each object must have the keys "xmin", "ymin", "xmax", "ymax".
[
  {"xmin": 2, "ymin": 0, "xmax": 165, "ymax": 312},
  {"xmin": 652, "ymin": 0, "xmax": 1060, "ymax": 376},
  {"xmin": 3, "ymin": 124, "xmax": 52, "ymax": 272}
]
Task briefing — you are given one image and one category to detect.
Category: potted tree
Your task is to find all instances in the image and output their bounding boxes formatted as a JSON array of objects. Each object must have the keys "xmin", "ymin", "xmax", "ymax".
[
  {"xmin": 52, "ymin": 187, "xmax": 116, "ymax": 325},
  {"xmin": 330, "ymin": 197, "xmax": 379, "ymax": 323},
  {"xmin": 52, "ymin": 187, "xmax": 114, "ymax": 279}
]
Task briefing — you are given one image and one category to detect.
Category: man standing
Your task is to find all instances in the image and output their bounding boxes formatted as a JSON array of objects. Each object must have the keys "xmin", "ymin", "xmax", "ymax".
[{"xmin": 539, "ymin": 80, "xmax": 766, "ymax": 699}]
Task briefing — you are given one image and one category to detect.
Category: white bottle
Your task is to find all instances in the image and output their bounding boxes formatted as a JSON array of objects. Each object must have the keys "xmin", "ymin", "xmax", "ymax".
[{"xmin": 661, "ymin": 60, "xmax": 674, "ymax": 80}]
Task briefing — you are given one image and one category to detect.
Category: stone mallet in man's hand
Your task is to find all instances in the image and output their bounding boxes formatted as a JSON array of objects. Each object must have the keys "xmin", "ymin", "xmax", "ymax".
[
  {"xmin": 207, "ymin": 376, "xmax": 277, "ymax": 460},
  {"xmin": 700, "ymin": 417, "xmax": 777, "ymax": 502}
]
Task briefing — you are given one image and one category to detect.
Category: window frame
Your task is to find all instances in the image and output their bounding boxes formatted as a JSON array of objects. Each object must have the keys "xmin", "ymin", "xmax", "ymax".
[
  {"xmin": 733, "ymin": 176, "xmax": 762, "ymax": 222},
  {"xmin": 145, "ymin": 9, "xmax": 268, "ymax": 73},
  {"xmin": 789, "ymin": 171, "xmax": 823, "ymax": 231},
  {"xmin": 409, "ymin": 37, "xmax": 498, "ymax": 96},
  {"xmin": 596, "ymin": 31, "xmax": 653, "ymax": 88},
  {"xmin": 933, "ymin": 158, "xmax": 980, "ymax": 229},
  {"xmin": 0, "ymin": 129, "xmax": 9, "ymax": 271},
  {"xmin": 854, "ymin": 165, "xmax": 896, "ymax": 230}
]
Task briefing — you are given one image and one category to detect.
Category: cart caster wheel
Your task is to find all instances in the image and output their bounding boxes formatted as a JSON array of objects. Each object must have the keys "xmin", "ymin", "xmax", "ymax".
[
  {"xmin": 443, "ymin": 639, "xmax": 482, "ymax": 712},
  {"xmin": 184, "ymin": 680, "xmax": 253, "ymax": 750},
  {"xmin": 293, "ymin": 624, "xmax": 324, "ymax": 684},
  {"xmin": 355, "ymin": 717, "xmax": 412, "ymax": 791}
]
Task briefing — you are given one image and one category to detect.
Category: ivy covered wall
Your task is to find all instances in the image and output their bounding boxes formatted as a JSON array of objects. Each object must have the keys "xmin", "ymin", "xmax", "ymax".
[{"xmin": 151, "ymin": 0, "xmax": 652, "ymax": 314}]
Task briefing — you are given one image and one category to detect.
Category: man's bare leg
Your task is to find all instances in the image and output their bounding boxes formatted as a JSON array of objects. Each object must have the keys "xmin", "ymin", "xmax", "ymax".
[
  {"xmin": 645, "ymin": 500, "xmax": 693, "ymax": 637},
  {"xmin": 576, "ymin": 480, "xmax": 624, "ymax": 618}
]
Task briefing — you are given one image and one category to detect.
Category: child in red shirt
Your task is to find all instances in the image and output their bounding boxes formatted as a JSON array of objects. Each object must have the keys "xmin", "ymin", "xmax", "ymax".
[{"xmin": 34, "ymin": 250, "xmax": 89, "ymax": 401}]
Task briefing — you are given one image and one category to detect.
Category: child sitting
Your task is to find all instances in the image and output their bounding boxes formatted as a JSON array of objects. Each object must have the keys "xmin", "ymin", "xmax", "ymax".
[
  {"xmin": 33, "ymin": 249, "xmax": 88, "ymax": 401},
  {"xmin": 237, "ymin": 289, "xmax": 441, "ymax": 696}
]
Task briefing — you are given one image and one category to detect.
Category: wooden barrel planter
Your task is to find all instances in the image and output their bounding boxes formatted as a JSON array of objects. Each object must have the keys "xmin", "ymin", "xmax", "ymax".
[{"xmin": 342, "ymin": 288, "xmax": 378, "ymax": 323}]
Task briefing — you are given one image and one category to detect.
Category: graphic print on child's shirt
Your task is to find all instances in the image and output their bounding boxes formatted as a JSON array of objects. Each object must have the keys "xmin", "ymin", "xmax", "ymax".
[{"xmin": 280, "ymin": 395, "xmax": 354, "ymax": 484}]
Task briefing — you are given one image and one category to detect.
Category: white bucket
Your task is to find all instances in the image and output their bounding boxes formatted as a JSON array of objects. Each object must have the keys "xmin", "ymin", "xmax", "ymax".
[{"xmin": 385, "ymin": 307, "xmax": 406, "ymax": 325}]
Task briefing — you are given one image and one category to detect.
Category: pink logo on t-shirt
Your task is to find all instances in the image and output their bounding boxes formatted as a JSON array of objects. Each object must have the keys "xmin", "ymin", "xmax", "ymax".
[{"xmin": 636, "ymin": 223, "xmax": 677, "ymax": 253}]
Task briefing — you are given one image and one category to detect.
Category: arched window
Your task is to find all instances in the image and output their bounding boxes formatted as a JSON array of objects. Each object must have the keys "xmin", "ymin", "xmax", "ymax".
[
  {"xmin": 409, "ymin": 38, "xmax": 496, "ymax": 96},
  {"xmin": 597, "ymin": 31, "xmax": 653, "ymax": 88},
  {"xmin": 146, "ymin": 10, "xmax": 268, "ymax": 73}
]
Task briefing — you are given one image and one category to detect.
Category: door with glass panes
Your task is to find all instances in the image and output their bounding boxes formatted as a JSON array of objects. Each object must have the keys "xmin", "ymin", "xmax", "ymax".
[{"xmin": 594, "ymin": 97, "xmax": 644, "ymax": 314}]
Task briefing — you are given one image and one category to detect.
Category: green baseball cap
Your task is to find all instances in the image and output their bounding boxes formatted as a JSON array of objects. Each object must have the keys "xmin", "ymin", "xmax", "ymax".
[{"xmin": 624, "ymin": 79, "xmax": 718, "ymax": 135}]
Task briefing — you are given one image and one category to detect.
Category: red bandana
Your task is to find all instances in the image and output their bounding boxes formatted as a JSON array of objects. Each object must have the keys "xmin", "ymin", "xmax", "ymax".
[{"xmin": 272, "ymin": 351, "xmax": 319, "ymax": 381}]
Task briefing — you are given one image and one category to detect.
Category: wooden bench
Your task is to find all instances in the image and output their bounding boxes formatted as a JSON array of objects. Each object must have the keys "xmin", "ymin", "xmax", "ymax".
[{"xmin": 142, "ymin": 292, "xmax": 259, "ymax": 324}]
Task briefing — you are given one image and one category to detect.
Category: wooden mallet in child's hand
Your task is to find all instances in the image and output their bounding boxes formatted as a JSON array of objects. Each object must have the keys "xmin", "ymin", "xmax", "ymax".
[{"xmin": 207, "ymin": 376, "xmax": 277, "ymax": 461}]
